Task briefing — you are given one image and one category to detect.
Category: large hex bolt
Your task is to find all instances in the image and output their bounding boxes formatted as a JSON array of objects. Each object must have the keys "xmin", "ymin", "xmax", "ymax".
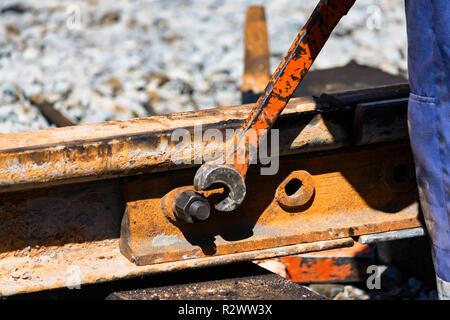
[{"xmin": 172, "ymin": 190, "xmax": 211, "ymax": 223}]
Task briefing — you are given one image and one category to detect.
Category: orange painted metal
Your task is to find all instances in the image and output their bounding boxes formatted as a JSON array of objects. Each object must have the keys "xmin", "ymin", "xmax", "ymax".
[
  {"xmin": 227, "ymin": 0, "xmax": 356, "ymax": 177},
  {"xmin": 281, "ymin": 242, "xmax": 374, "ymax": 283}
]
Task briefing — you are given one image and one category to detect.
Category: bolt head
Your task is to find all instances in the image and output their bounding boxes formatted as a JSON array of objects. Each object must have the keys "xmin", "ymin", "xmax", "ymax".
[{"xmin": 173, "ymin": 190, "xmax": 210, "ymax": 223}]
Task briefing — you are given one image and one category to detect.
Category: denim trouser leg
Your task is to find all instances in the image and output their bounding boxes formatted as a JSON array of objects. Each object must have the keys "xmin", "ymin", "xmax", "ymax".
[{"xmin": 405, "ymin": 0, "xmax": 450, "ymax": 299}]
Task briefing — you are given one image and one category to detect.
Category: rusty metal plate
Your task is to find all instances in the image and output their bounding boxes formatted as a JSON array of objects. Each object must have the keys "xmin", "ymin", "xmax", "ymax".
[{"xmin": 120, "ymin": 141, "xmax": 422, "ymax": 266}]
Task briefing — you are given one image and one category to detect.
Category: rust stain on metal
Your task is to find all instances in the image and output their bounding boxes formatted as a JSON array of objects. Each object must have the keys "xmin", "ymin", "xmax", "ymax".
[{"xmin": 0, "ymin": 180, "xmax": 123, "ymax": 258}]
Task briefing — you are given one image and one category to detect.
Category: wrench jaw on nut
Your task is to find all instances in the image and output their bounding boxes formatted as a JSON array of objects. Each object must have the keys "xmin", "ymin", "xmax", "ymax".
[
  {"xmin": 193, "ymin": 164, "xmax": 246, "ymax": 212},
  {"xmin": 192, "ymin": 0, "xmax": 356, "ymax": 213}
]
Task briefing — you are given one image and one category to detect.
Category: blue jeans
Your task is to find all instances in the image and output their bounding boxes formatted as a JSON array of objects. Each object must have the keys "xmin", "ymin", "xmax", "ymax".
[{"xmin": 405, "ymin": 0, "xmax": 450, "ymax": 285}]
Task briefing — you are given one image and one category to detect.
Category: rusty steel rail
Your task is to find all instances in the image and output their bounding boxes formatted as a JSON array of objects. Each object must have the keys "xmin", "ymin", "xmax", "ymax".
[
  {"xmin": 0, "ymin": 84, "xmax": 409, "ymax": 193},
  {"xmin": 0, "ymin": 85, "xmax": 420, "ymax": 296},
  {"xmin": 0, "ymin": 97, "xmax": 328, "ymax": 193}
]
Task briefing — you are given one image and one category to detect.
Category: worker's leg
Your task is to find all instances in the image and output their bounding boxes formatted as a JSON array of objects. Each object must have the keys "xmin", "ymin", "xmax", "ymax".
[{"xmin": 405, "ymin": 0, "xmax": 450, "ymax": 299}]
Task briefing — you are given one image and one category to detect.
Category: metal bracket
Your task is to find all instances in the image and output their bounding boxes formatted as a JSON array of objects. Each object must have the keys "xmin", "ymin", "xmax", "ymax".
[{"xmin": 120, "ymin": 141, "xmax": 422, "ymax": 266}]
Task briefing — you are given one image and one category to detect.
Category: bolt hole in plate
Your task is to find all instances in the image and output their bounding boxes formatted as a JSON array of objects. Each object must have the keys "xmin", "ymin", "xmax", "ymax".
[
  {"xmin": 381, "ymin": 157, "xmax": 415, "ymax": 192},
  {"xmin": 393, "ymin": 164, "xmax": 410, "ymax": 184},
  {"xmin": 285, "ymin": 178, "xmax": 303, "ymax": 196},
  {"xmin": 275, "ymin": 170, "xmax": 315, "ymax": 211}
]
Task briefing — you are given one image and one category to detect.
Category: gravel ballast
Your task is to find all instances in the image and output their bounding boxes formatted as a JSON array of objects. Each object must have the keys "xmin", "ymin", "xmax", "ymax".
[{"xmin": 0, "ymin": 0, "xmax": 407, "ymax": 133}]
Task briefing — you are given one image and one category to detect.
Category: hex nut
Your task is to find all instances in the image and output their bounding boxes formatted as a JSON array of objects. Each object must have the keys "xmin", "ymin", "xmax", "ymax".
[{"xmin": 173, "ymin": 190, "xmax": 211, "ymax": 223}]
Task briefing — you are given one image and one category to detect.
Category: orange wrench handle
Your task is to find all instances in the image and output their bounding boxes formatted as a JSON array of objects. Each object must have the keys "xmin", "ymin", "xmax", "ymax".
[{"xmin": 227, "ymin": 0, "xmax": 356, "ymax": 177}]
